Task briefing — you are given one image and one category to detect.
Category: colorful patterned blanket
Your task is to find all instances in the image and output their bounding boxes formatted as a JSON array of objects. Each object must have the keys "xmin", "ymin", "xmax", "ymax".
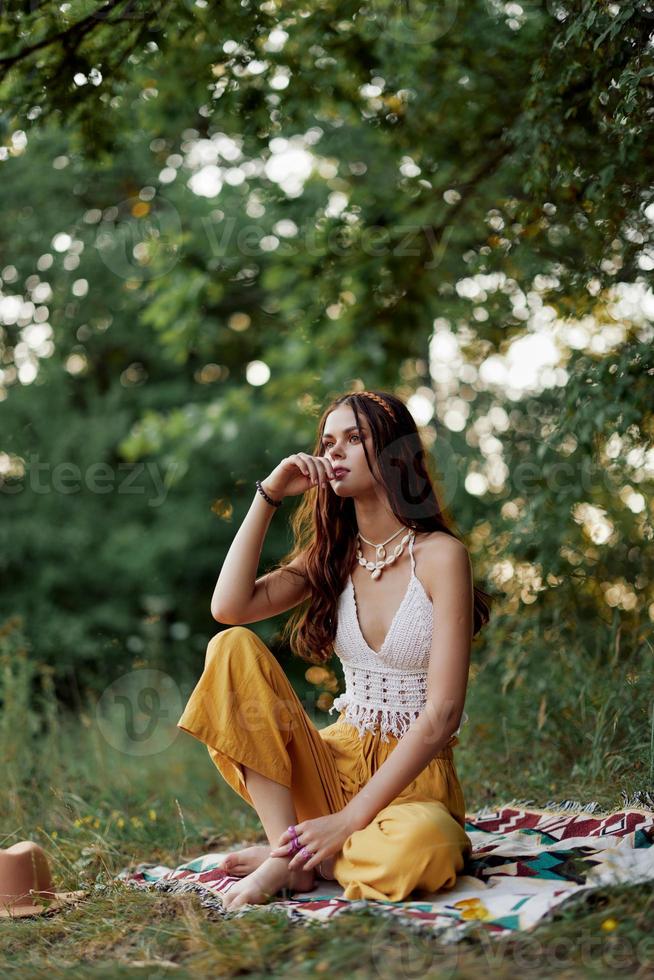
[{"xmin": 116, "ymin": 797, "xmax": 654, "ymax": 943}]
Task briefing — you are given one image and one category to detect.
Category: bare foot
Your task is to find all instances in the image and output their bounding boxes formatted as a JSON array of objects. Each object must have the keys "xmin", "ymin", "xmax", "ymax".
[
  {"xmin": 222, "ymin": 856, "xmax": 315, "ymax": 911},
  {"xmin": 217, "ymin": 844, "xmax": 271, "ymax": 877}
]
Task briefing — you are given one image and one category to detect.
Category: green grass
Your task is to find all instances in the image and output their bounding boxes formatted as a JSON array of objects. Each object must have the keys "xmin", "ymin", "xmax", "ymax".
[{"xmin": 1, "ymin": 618, "xmax": 653, "ymax": 978}]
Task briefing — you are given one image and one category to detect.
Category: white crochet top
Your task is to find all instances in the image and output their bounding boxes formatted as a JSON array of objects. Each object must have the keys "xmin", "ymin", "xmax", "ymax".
[{"xmin": 329, "ymin": 532, "xmax": 469, "ymax": 743}]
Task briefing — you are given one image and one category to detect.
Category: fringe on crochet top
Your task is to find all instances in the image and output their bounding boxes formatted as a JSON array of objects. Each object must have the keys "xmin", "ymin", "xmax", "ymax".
[{"xmin": 329, "ymin": 532, "xmax": 469, "ymax": 743}]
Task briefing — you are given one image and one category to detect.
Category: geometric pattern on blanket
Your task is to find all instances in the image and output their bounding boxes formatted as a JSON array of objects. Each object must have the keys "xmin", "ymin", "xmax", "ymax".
[{"xmin": 115, "ymin": 798, "xmax": 654, "ymax": 944}]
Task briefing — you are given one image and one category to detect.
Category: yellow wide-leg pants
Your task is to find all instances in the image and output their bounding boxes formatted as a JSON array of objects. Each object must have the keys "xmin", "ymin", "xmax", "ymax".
[{"xmin": 176, "ymin": 625, "xmax": 472, "ymax": 903}]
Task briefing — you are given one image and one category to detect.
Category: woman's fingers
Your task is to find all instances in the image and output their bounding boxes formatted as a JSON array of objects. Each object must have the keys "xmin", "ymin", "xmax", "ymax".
[
  {"xmin": 298, "ymin": 452, "xmax": 320, "ymax": 486},
  {"xmin": 288, "ymin": 841, "xmax": 318, "ymax": 870},
  {"xmin": 289, "ymin": 454, "xmax": 310, "ymax": 479},
  {"xmin": 304, "ymin": 453, "xmax": 336, "ymax": 487},
  {"xmin": 289, "ymin": 852, "xmax": 312, "ymax": 872},
  {"xmin": 289, "ymin": 452, "xmax": 337, "ymax": 490},
  {"xmin": 318, "ymin": 457, "xmax": 336, "ymax": 483}
]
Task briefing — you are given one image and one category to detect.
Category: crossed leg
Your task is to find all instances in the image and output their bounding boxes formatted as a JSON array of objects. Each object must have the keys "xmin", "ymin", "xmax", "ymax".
[
  {"xmin": 177, "ymin": 626, "xmax": 470, "ymax": 906},
  {"xmin": 333, "ymin": 800, "xmax": 472, "ymax": 902},
  {"xmin": 177, "ymin": 627, "xmax": 347, "ymax": 908}
]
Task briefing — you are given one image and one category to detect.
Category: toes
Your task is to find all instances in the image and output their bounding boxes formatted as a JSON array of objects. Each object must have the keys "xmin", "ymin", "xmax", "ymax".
[
  {"xmin": 221, "ymin": 857, "xmax": 244, "ymax": 877},
  {"xmin": 220, "ymin": 882, "xmax": 238, "ymax": 909}
]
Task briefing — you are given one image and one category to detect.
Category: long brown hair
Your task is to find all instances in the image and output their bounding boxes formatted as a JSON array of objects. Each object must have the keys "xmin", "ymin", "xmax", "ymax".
[{"xmin": 278, "ymin": 389, "xmax": 493, "ymax": 664}]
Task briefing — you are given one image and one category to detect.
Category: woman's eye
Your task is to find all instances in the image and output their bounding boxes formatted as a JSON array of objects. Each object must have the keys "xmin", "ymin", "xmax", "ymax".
[{"xmin": 322, "ymin": 433, "xmax": 361, "ymax": 450}]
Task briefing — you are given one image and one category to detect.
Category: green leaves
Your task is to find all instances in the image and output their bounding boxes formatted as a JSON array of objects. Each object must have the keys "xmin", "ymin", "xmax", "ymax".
[{"xmin": 0, "ymin": 0, "xmax": 652, "ymax": 707}]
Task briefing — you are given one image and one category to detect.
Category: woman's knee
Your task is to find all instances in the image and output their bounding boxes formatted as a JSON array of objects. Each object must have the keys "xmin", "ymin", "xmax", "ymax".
[
  {"xmin": 203, "ymin": 625, "xmax": 262, "ymax": 669},
  {"xmin": 397, "ymin": 807, "xmax": 467, "ymax": 893},
  {"xmin": 397, "ymin": 802, "xmax": 463, "ymax": 855}
]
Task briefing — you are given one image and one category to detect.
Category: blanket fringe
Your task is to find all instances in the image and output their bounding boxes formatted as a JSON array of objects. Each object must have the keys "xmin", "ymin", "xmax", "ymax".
[
  {"xmin": 541, "ymin": 798, "xmax": 601, "ymax": 813},
  {"xmin": 620, "ymin": 789, "xmax": 654, "ymax": 810},
  {"xmin": 470, "ymin": 797, "xmax": 536, "ymax": 818},
  {"xmin": 469, "ymin": 791, "xmax": 654, "ymax": 820},
  {"xmin": 119, "ymin": 876, "xmax": 256, "ymax": 918}
]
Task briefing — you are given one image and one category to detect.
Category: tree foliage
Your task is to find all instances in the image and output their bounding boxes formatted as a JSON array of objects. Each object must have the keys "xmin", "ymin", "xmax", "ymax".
[{"xmin": 0, "ymin": 1, "xmax": 652, "ymax": 719}]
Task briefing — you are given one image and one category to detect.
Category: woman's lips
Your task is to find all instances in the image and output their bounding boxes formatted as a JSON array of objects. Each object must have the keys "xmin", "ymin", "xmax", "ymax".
[{"xmin": 332, "ymin": 468, "xmax": 349, "ymax": 479}]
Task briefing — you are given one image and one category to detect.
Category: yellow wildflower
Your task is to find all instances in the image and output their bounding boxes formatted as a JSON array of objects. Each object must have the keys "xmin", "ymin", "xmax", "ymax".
[{"xmin": 453, "ymin": 898, "xmax": 493, "ymax": 921}]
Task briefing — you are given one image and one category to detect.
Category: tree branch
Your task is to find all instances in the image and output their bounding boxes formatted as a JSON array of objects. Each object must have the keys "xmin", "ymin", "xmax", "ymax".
[{"xmin": 0, "ymin": 0, "xmax": 129, "ymax": 75}]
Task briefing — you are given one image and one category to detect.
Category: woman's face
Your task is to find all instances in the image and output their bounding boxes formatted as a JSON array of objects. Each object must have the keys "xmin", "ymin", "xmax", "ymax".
[{"xmin": 320, "ymin": 405, "xmax": 377, "ymax": 497}]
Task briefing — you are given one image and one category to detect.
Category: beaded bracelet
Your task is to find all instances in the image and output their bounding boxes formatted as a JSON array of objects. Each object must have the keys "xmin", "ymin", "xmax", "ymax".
[{"xmin": 255, "ymin": 479, "xmax": 282, "ymax": 508}]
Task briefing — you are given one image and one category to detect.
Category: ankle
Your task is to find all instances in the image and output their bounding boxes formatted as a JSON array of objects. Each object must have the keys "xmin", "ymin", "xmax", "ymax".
[
  {"xmin": 288, "ymin": 865, "xmax": 314, "ymax": 887},
  {"xmin": 265, "ymin": 854, "xmax": 292, "ymax": 867},
  {"xmin": 317, "ymin": 857, "xmax": 336, "ymax": 880}
]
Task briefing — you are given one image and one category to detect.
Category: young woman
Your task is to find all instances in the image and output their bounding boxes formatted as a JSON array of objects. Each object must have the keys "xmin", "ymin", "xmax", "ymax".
[{"xmin": 177, "ymin": 389, "xmax": 492, "ymax": 912}]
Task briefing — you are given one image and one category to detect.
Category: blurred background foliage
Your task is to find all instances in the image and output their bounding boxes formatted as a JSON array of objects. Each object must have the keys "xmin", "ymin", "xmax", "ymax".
[{"xmin": 0, "ymin": 0, "xmax": 652, "ymax": 786}]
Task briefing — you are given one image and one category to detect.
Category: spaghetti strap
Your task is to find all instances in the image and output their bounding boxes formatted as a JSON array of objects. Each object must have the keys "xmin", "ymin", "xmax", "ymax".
[{"xmin": 408, "ymin": 530, "xmax": 416, "ymax": 575}]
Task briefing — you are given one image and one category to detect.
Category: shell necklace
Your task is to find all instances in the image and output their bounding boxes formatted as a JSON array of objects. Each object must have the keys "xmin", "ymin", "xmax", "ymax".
[{"xmin": 356, "ymin": 526, "xmax": 415, "ymax": 581}]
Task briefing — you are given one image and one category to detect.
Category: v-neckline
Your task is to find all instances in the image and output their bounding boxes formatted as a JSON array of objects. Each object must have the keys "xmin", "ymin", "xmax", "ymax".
[{"xmin": 348, "ymin": 570, "xmax": 416, "ymax": 658}]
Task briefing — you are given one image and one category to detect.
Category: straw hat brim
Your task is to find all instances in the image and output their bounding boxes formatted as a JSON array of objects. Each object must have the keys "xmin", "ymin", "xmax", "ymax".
[{"xmin": 0, "ymin": 889, "xmax": 87, "ymax": 918}]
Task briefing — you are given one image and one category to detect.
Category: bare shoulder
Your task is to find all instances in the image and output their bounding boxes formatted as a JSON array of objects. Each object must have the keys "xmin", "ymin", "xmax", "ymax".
[
  {"xmin": 414, "ymin": 531, "xmax": 470, "ymax": 599},
  {"xmin": 415, "ymin": 530, "xmax": 469, "ymax": 565}
]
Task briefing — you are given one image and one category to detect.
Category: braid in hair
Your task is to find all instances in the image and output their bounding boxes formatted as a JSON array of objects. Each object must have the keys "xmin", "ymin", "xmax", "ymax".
[{"xmin": 357, "ymin": 391, "xmax": 397, "ymax": 421}]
